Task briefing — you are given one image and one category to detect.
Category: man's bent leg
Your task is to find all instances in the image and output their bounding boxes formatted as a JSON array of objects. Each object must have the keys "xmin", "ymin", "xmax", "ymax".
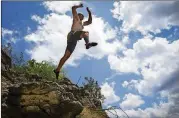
[
  {"xmin": 80, "ymin": 31, "xmax": 89, "ymax": 44},
  {"xmin": 80, "ymin": 31, "xmax": 98, "ymax": 49}
]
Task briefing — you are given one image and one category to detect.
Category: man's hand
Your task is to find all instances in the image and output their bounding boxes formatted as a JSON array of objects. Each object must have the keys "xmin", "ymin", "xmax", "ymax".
[
  {"xmin": 72, "ymin": 3, "xmax": 83, "ymax": 9},
  {"xmin": 79, "ymin": 3, "xmax": 83, "ymax": 8},
  {"xmin": 86, "ymin": 7, "xmax": 91, "ymax": 13}
]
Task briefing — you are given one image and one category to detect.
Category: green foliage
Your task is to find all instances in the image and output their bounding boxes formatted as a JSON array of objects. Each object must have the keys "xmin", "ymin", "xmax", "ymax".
[
  {"xmin": 83, "ymin": 77, "xmax": 96, "ymax": 88},
  {"xmin": 11, "ymin": 52, "xmax": 25, "ymax": 67},
  {"xmin": 5, "ymin": 44, "xmax": 66, "ymax": 81},
  {"xmin": 13, "ymin": 59, "xmax": 66, "ymax": 81},
  {"xmin": 26, "ymin": 59, "xmax": 65, "ymax": 80},
  {"xmin": 83, "ymin": 77, "xmax": 105, "ymax": 102}
]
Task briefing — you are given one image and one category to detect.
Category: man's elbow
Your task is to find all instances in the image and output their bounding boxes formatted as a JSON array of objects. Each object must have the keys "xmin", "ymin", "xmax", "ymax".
[
  {"xmin": 72, "ymin": 6, "xmax": 76, "ymax": 10},
  {"xmin": 88, "ymin": 20, "xmax": 92, "ymax": 24}
]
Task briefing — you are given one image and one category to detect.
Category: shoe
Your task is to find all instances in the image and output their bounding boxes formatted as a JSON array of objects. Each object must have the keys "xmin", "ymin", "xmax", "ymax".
[
  {"xmin": 86, "ymin": 42, "xmax": 98, "ymax": 49},
  {"xmin": 53, "ymin": 69, "xmax": 59, "ymax": 80}
]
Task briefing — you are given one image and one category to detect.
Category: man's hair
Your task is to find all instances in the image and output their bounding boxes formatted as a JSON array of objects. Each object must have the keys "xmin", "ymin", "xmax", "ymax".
[{"xmin": 78, "ymin": 13, "xmax": 84, "ymax": 17}]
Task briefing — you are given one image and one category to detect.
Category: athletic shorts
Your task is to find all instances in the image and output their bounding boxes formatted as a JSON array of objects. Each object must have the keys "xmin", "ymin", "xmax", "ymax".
[{"xmin": 66, "ymin": 31, "xmax": 83, "ymax": 53}]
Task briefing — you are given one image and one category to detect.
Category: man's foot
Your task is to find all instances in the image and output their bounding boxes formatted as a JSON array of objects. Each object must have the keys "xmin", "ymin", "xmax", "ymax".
[
  {"xmin": 53, "ymin": 69, "xmax": 59, "ymax": 80},
  {"xmin": 86, "ymin": 42, "xmax": 98, "ymax": 49}
]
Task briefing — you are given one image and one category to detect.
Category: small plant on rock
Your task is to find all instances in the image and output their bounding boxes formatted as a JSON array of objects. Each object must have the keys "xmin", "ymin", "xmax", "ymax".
[{"xmin": 83, "ymin": 77, "xmax": 105, "ymax": 102}]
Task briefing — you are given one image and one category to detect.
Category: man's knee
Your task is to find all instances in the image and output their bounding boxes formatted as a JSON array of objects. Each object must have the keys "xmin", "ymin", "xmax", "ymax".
[
  {"xmin": 82, "ymin": 31, "xmax": 89, "ymax": 38},
  {"xmin": 84, "ymin": 31, "xmax": 89, "ymax": 35},
  {"xmin": 85, "ymin": 32, "xmax": 89, "ymax": 36}
]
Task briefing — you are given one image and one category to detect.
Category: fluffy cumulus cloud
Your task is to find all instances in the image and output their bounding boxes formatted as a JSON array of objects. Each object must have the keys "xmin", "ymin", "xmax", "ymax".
[
  {"xmin": 108, "ymin": 54, "xmax": 139, "ymax": 74},
  {"xmin": 25, "ymin": 1, "xmax": 125, "ymax": 66},
  {"xmin": 122, "ymin": 80, "xmax": 139, "ymax": 90},
  {"xmin": 43, "ymin": 1, "xmax": 81, "ymax": 14},
  {"xmin": 108, "ymin": 65, "xmax": 179, "ymax": 118},
  {"xmin": 101, "ymin": 82, "xmax": 120, "ymax": 105},
  {"xmin": 107, "ymin": 34, "xmax": 179, "ymax": 118},
  {"xmin": 120, "ymin": 93, "xmax": 144, "ymax": 110},
  {"xmin": 167, "ymin": 93, "xmax": 179, "ymax": 118},
  {"xmin": 111, "ymin": 1, "xmax": 179, "ymax": 34},
  {"xmin": 158, "ymin": 68, "xmax": 179, "ymax": 118},
  {"xmin": 108, "ymin": 36, "xmax": 179, "ymax": 95},
  {"xmin": 109, "ymin": 1, "xmax": 179, "ymax": 117},
  {"xmin": 107, "ymin": 101, "xmax": 172, "ymax": 118}
]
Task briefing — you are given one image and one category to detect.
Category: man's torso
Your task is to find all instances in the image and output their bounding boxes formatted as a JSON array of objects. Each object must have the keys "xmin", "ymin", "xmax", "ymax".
[{"xmin": 71, "ymin": 19, "xmax": 84, "ymax": 32}]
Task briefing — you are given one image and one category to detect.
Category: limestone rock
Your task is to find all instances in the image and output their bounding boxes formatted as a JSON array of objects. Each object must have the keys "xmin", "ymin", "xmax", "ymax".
[{"xmin": 1, "ymin": 48, "xmax": 108, "ymax": 118}]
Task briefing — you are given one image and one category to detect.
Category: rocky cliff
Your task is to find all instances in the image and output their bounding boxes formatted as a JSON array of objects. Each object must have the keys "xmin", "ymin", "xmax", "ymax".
[{"xmin": 1, "ymin": 49, "xmax": 108, "ymax": 118}]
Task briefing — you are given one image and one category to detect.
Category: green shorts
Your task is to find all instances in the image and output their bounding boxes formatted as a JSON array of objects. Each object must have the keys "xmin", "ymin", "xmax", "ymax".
[{"xmin": 66, "ymin": 31, "xmax": 83, "ymax": 53}]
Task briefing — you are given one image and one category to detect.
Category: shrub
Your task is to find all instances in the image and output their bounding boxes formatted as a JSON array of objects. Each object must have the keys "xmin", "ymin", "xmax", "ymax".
[
  {"xmin": 83, "ymin": 77, "xmax": 105, "ymax": 102},
  {"xmin": 2, "ymin": 42, "xmax": 67, "ymax": 81},
  {"xmin": 13, "ymin": 59, "xmax": 66, "ymax": 80},
  {"xmin": 25, "ymin": 59, "xmax": 66, "ymax": 80}
]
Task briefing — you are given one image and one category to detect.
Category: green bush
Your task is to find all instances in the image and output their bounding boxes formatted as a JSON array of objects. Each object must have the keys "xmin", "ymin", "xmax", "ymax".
[
  {"xmin": 2, "ymin": 42, "xmax": 66, "ymax": 80},
  {"xmin": 13, "ymin": 59, "xmax": 66, "ymax": 80},
  {"xmin": 28, "ymin": 59, "xmax": 66, "ymax": 80},
  {"xmin": 83, "ymin": 77, "xmax": 105, "ymax": 102}
]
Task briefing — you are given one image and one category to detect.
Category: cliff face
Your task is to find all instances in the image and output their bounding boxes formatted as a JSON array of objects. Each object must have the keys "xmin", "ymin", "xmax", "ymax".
[{"xmin": 1, "ymin": 49, "xmax": 108, "ymax": 118}]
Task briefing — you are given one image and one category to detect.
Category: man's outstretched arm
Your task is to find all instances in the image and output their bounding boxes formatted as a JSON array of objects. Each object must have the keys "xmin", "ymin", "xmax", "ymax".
[
  {"xmin": 72, "ymin": 4, "xmax": 83, "ymax": 21},
  {"xmin": 83, "ymin": 7, "xmax": 92, "ymax": 26}
]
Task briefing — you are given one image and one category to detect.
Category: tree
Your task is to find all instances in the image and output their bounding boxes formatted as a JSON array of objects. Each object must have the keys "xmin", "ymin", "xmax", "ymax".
[{"xmin": 83, "ymin": 77, "xmax": 105, "ymax": 101}]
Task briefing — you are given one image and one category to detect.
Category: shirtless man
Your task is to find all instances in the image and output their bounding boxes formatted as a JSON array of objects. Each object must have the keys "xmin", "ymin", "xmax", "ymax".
[{"xmin": 54, "ymin": 3, "xmax": 97, "ymax": 79}]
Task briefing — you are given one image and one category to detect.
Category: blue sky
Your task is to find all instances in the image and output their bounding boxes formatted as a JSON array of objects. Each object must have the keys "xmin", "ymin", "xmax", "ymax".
[{"xmin": 2, "ymin": 1, "xmax": 179, "ymax": 118}]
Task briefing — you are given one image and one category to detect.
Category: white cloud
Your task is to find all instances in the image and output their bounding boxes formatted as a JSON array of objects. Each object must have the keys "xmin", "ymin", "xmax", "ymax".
[
  {"xmin": 167, "ymin": 92, "xmax": 179, "ymax": 118},
  {"xmin": 120, "ymin": 93, "xmax": 144, "ymax": 110},
  {"xmin": 122, "ymin": 81, "xmax": 129, "ymax": 88},
  {"xmin": 107, "ymin": 101, "xmax": 172, "ymax": 118},
  {"xmin": 108, "ymin": 48, "xmax": 179, "ymax": 117},
  {"xmin": 31, "ymin": 15, "xmax": 43, "ymax": 24},
  {"xmin": 157, "ymin": 68, "xmax": 179, "ymax": 118},
  {"xmin": 27, "ymin": 27, "xmax": 31, "ymax": 33},
  {"xmin": 122, "ymin": 35, "xmax": 130, "ymax": 45},
  {"xmin": 1, "ymin": 28, "xmax": 18, "ymax": 43},
  {"xmin": 25, "ymin": 2, "xmax": 125, "ymax": 66},
  {"xmin": 122, "ymin": 80, "xmax": 139, "ymax": 90},
  {"xmin": 43, "ymin": 1, "xmax": 81, "ymax": 14},
  {"xmin": 101, "ymin": 82, "xmax": 120, "ymax": 105},
  {"xmin": 108, "ymin": 36, "xmax": 179, "ymax": 96},
  {"xmin": 108, "ymin": 54, "xmax": 139, "ymax": 74},
  {"xmin": 105, "ymin": 72, "xmax": 122, "ymax": 81},
  {"xmin": 111, "ymin": 1, "xmax": 179, "ymax": 34},
  {"xmin": 2, "ymin": 28, "xmax": 13, "ymax": 37}
]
